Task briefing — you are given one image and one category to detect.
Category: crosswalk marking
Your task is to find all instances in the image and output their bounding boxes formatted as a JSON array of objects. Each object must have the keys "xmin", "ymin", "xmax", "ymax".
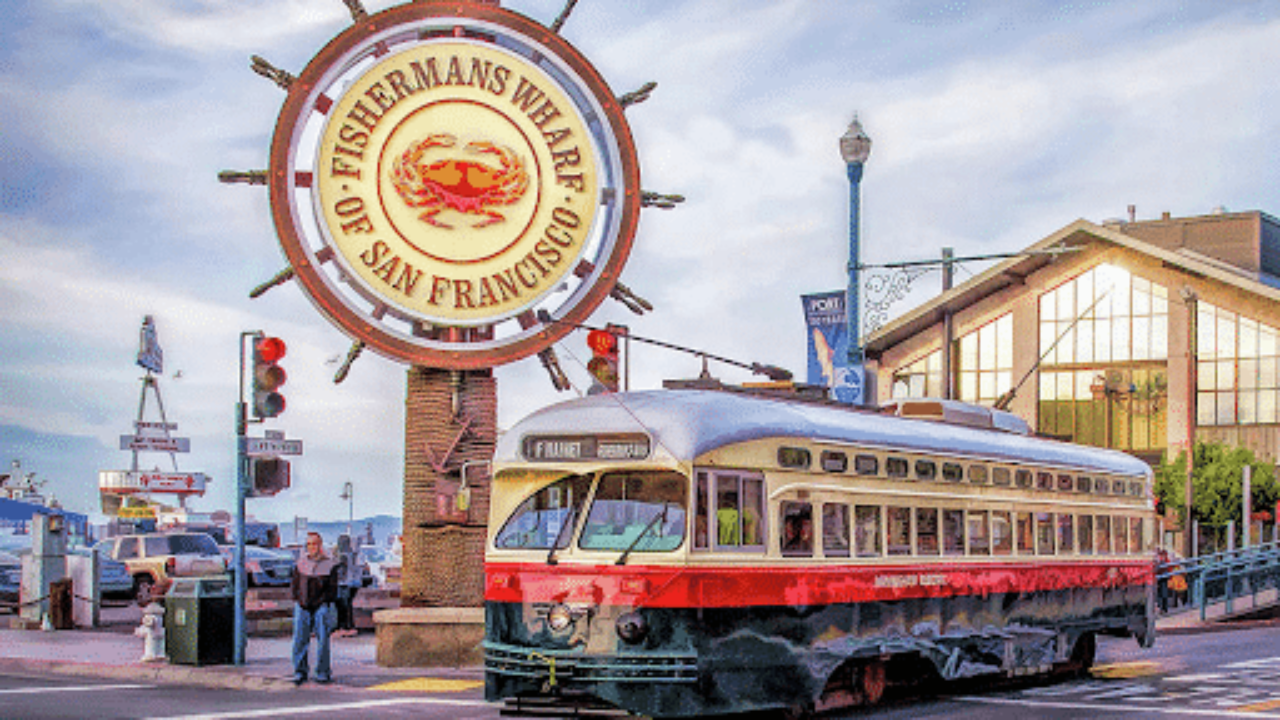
[
  {"xmin": 369, "ymin": 677, "xmax": 485, "ymax": 692},
  {"xmin": 146, "ymin": 696, "xmax": 491, "ymax": 720},
  {"xmin": 955, "ymin": 695, "xmax": 1280, "ymax": 718},
  {"xmin": 0, "ymin": 683, "xmax": 153, "ymax": 695}
]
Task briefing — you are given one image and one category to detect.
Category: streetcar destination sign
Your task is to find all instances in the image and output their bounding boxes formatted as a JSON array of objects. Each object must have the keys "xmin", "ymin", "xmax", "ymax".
[{"xmin": 522, "ymin": 434, "xmax": 650, "ymax": 462}]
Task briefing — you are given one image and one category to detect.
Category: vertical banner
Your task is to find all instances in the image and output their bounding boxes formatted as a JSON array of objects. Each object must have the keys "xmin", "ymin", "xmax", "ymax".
[
  {"xmin": 802, "ymin": 292, "xmax": 849, "ymax": 389},
  {"xmin": 801, "ymin": 292, "xmax": 865, "ymax": 404}
]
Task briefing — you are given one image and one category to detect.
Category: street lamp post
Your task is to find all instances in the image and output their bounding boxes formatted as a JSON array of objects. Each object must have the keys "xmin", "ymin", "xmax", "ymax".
[
  {"xmin": 839, "ymin": 116, "xmax": 872, "ymax": 403},
  {"xmin": 340, "ymin": 481, "xmax": 354, "ymax": 538}
]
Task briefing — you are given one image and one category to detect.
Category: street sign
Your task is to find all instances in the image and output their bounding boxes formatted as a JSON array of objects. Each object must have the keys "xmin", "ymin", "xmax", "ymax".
[
  {"xmin": 244, "ymin": 437, "xmax": 304, "ymax": 457},
  {"xmin": 134, "ymin": 421, "xmax": 178, "ymax": 431},
  {"xmin": 119, "ymin": 435, "xmax": 190, "ymax": 453},
  {"xmin": 118, "ymin": 505, "xmax": 158, "ymax": 519},
  {"xmin": 264, "ymin": 430, "xmax": 285, "ymax": 440},
  {"xmin": 833, "ymin": 364, "xmax": 866, "ymax": 406},
  {"xmin": 99, "ymin": 470, "xmax": 208, "ymax": 495}
]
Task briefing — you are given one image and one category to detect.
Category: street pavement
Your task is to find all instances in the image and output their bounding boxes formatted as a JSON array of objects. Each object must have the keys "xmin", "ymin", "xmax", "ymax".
[{"xmin": 0, "ymin": 606, "xmax": 1274, "ymax": 716}]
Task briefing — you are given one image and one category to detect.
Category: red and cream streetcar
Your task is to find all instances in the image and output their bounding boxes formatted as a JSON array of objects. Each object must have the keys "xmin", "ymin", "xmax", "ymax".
[{"xmin": 484, "ymin": 388, "xmax": 1156, "ymax": 717}]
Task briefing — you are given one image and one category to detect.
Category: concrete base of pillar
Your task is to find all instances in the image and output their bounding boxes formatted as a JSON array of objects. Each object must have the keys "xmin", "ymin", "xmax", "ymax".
[{"xmin": 374, "ymin": 607, "xmax": 484, "ymax": 667}]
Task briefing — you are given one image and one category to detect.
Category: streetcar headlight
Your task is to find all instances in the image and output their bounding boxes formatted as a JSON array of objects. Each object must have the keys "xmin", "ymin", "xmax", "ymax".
[
  {"xmin": 615, "ymin": 611, "xmax": 647, "ymax": 644},
  {"xmin": 547, "ymin": 604, "xmax": 573, "ymax": 632}
]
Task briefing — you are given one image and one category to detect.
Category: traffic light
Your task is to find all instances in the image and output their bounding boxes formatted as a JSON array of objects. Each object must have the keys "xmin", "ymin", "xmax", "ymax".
[
  {"xmin": 586, "ymin": 327, "xmax": 619, "ymax": 393},
  {"xmin": 252, "ymin": 336, "xmax": 287, "ymax": 418},
  {"xmin": 249, "ymin": 457, "xmax": 291, "ymax": 497}
]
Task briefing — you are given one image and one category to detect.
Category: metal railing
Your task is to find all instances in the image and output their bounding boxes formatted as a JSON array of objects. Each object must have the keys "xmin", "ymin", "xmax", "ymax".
[{"xmin": 1156, "ymin": 540, "xmax": 1280, "ymax": 621}]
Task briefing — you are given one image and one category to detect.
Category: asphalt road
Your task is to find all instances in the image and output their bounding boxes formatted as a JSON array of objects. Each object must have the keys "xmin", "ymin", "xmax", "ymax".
[{"xmin": 3, "ymin": 625, "xmax": 1280, "ymax": 719}]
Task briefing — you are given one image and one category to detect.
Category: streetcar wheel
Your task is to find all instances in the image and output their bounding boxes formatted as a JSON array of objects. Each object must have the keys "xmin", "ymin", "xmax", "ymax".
[
  {"xmin": 1070, "ymin": 632, "xmax": 1097, "ymax": 675},
  {"xmin": 861, "ymin": 660, "xmax": 887, "ymax": 706}
]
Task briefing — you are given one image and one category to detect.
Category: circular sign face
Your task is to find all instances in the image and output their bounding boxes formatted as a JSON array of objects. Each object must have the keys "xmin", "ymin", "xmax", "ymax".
[{"xmin": 269, "ymin": 3, "xmax": 641, "ymax": 369}]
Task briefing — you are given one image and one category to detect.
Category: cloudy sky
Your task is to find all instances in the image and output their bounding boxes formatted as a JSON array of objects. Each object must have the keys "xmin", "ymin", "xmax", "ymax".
[{"xmin": 3, "ymin": 0, "xmax": 1279, "ymax": 526}]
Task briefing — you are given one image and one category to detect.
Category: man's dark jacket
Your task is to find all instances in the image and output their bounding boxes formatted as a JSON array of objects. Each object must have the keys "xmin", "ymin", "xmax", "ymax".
[{"xmin": 292, "ymin": 552, "xmax": 339, "ymax": 612}]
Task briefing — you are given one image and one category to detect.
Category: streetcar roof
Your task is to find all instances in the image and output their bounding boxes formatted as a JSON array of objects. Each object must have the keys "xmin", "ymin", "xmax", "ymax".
[{"xmin": 495, "ymin": 390, "xmax": 1152, "ymax": 477}]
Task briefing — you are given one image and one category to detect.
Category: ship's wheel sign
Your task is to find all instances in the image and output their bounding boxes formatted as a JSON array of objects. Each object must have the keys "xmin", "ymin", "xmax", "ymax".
[{"xmin": 262, "ymin": 2, "xmax": 644, "ymax": 369}]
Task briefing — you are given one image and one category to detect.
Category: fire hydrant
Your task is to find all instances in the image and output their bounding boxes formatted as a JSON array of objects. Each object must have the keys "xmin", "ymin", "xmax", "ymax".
[{"xmin": 135, "ymin": 602, "xmax": 165, "ymax": 662}]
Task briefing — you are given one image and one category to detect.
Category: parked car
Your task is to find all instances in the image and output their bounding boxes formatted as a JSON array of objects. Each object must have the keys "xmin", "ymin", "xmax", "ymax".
[
  {"xmin": 218, "ymin": 544, "xmax": 296, "ymax": 587},
  {"xmin": 0, "ymin": 550, "xmax": 20, "ymax": 612},
  {"xmin": 97, "ymin": 532, "xmax": 227, "ymax": 604},
  {"xmin": 90, "ymin": 542, "xmax": 137, "ymax": 599}
]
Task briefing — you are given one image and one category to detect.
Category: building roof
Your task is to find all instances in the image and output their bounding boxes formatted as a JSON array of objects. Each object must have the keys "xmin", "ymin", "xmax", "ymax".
[
  {"xmin": 494, "ymin": 389, "xmax": 1151, "ymax": 477},
  {"xmin": 864, "ymin": 213, "xmax": 1280, "ymax": 358}
]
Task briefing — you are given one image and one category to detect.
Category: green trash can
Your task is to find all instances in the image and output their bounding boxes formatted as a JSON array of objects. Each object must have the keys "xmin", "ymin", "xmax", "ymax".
[{"xmin": 165, "ymin": 575, "xmax": 233, "ymax": 666}]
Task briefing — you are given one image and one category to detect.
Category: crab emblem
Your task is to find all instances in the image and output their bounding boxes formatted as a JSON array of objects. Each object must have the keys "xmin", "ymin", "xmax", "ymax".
[{"xmin": 390, "ymin": 133, "xmax": 530, "ymax": 229}]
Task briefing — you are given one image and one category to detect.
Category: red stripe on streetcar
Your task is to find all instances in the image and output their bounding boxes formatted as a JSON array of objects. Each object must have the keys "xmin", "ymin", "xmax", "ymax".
[{"xmin": 485, "ymin": 560, "xmax": 1154, "ymax": 608}]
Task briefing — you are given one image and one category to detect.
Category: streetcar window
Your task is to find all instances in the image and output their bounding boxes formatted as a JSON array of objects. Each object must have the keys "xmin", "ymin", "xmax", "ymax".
[
  {"xmin": 991, "ymin": 511, "xmax": 1013, "ymax": 555},
  {"xmin": 579, "ymin": 471, "xmax": 687, "ymax": 553},
  {"xmin": 942, "ymin": 463, "xmax": 964, "ymax": 482},
  {"xmin": 1095, "ymin": 515, "xmax": 1112, "ymax": 554},
  {"xmin": 1036, "ymin": 472, "xmax": 1054, "ymax": 491},
  {"xmin": 1035, "ymin": 512, "xmax": 1055, "ymax": 555},
  {"xmin": 1057, "ymin": 513, "xmax": 1075, "ymax": 554},
  {"xmin": 1076, "ymin": 476, "xmax": 1092, "ymax": 493},
  {"xmin": 494, "ymin": 474, "xmax": 593, "ymax": 549},
  {"xmin": 1093, "ymin": 478, "xmax": 1109, "ymax": 495},
  {"xmin": 1078, "ymin": 515, "xmax": 1094, "ymax": 555},
  {"xmin": 824, "ymin": 504, "xmax": 852, "ymax": 557},
  {"xmin": 820, "ymin": 451, "xmax": 848, "ymax": 473},
  {"xmin": 992, "ymin": 467, "xmax": 1012, "ymax": 486},
  {"xmin": 916, "ymin": 508, "xmax": 940, "ymax": 555},
  {"xmin": 781, "ymin": 501, "xmax": 813, "ymax": 557},
  {"xmin": 854, "ymin": 506, "xmax": 881, "ymax": 558},
  {"xmin": 1015, "ymin": 469, "xmax": 1033, "ymax": 489},
  {"xmin": 968, "ymin": 465, "xmax": 989, "ymax": 484},
  {"xmin": 694, "ymin": 472, "xmax": 710, "ymax": 550},
  {"xmin": 713, "ymin": 474, "xmax": 764, "ymax": 550},
  {"xmin": 968, "ymin": 509, "xmax": 990, "ymax": 555},
  {"xmin": 886, "ymin": 457, "xmax": 909, "ymax": 478},
  {"xmin": 887, "ymin": 506, "xmax": 912, "ymax": 556},
  {"xmin": 1016, "ymin": 512, "xmax": 1035, "ymax": 554},
  {"xmin": 1057, "ymin": 474, "xmax": 1073, "ymax": 492},
  {"xmin": 1114, "ymin": 516, "xmax": 1130, "ymax": 554},
  {"xmin": 943, "ymin": 509, "xmax": 965, "ymax": 555},
  {"xmin": 778, "ymin": 446, "xmax": 811, "ymax": 469},
  {"xmin": 1129, "ymin": 481, "xmax": 1143, "ymax": 497},
  {"xmin": 915, "ymin": 459, "xmax": 938, "ymax": 481},
  {"xmin": 854, "ymin": 454, "xmax": 879, "ymax": 476},
  {"xmin": 1132, "ymin": 517, "xmax": 1145, "ymax": 553},
  {"xmin": 1113, "ymin": 480, "xmax": 1128, "ymax": 496}
]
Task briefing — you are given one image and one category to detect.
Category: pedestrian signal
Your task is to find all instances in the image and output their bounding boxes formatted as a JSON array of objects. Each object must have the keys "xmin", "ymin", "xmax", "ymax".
[
  {"xmin": 250, "ymin": 457, "xmax": 291, "ymax": 497},
  {"xmin": 252, "ymin": 336, "xmax": 287, "ymax": 418}
]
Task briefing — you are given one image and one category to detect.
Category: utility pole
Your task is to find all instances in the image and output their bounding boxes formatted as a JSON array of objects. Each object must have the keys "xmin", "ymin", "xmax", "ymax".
[
  {"xmin": 1181, "ymin": 287, "xmax": 1198, "ymax": 559},
  {"xmin": 941, "ymin": 248, "xmax": 955, "ymax": 399}
]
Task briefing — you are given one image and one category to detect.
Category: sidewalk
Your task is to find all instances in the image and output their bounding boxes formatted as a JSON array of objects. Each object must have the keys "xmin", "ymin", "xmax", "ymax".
[{"xmin": 0, "ymin": 627, "xmax": 483, "ymax": 692}]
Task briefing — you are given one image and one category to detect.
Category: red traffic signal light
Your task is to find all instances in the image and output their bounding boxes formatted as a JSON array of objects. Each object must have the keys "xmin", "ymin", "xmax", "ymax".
[
  {"xmin": 252, "ymin": 336, "xmax": 287, "ymax": 418},
  {"xmin": 587, "ymin": 328, "xmax": 619, "ymax": 393}
]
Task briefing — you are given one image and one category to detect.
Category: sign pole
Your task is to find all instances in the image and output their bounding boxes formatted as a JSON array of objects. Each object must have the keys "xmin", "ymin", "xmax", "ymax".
[{"xmin": 233, "ymin": 331, "xmax": 256, "ymax": 666}]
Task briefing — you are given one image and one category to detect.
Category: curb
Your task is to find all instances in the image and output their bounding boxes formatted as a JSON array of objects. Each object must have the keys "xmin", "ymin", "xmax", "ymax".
[
  {"xmin": 0, "ymin": 656, "xmax": 293, "ymax": 692},
  {"xmin": 1156, "ymin": 615, "xmax": 1280, "ymax": 636}
]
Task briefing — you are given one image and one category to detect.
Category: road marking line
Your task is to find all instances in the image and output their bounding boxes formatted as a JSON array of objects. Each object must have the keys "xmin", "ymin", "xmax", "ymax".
[
  {"xmin": 1091, "ymin": 661, "xmax": 1164, "ymax": 679},
  {"xmin": 145, "ymin": 696, "xmax": 490, "ymax": 719},
  {"xmin": 1166, "ymin": 673, "xmax": 1226, "ymax": 683},
  {"xmin": 1235, "ymin": 698, "xmax": 1280, "ymax": 713},
  {"xmin": 955, "ymin": 695, "xmax": 1280, "ymax": 718},
  {"xmin": 369, "ymin": 677, "xmax": 485, "ymax": 692},
  {"xmin": 0, "ymin": 683, "xmax": 153, "ymax": 695}
]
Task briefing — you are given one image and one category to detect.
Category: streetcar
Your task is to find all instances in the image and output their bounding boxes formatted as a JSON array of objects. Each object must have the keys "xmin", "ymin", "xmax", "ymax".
[{"xmin": 483, "ymin": 388, "xmax": 1156, "ymax": 717}]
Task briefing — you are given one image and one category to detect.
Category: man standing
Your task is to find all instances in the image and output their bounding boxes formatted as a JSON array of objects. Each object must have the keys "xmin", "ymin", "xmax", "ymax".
[{"xmin": 290, "ymin": 532, "xmax": 339, "ymax": 684}]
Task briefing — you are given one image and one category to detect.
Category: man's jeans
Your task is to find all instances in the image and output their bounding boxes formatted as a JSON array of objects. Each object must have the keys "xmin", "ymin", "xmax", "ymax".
[{"xmin": 291, "ymin": 602, "xmax": 334, "ymax": 680}]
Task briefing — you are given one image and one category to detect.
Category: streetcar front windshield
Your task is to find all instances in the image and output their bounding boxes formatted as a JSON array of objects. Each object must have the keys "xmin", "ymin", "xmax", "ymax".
[
  {"xmin": 579, "ymin": 471, "xmax": 687, "ymax": 552},
  {"xmin": 494, "ymin": 474, "xmax": 593, "ymax": 549}
]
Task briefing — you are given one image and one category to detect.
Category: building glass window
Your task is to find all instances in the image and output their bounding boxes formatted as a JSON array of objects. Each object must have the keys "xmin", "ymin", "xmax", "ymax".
[
  {"xmin": 958, "ymin": 313, "xmax": 1014, "ymax": 405},
  {"xmin": 891, "ymin": 349, "xmax": 943, "ymax": 399},
  {"xmin": 1038, "ymin": 264, "xmax": 1168, "ymax": 451},
  {"xmin": 1198, "ymin": 301, "xmax": 1280, "ymax": 426}
]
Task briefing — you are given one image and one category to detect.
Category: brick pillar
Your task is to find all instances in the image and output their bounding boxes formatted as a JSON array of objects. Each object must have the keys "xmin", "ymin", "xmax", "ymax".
[{"xmin": 402, "ymin": 366, "xmax": 495, "ymax": 607}]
